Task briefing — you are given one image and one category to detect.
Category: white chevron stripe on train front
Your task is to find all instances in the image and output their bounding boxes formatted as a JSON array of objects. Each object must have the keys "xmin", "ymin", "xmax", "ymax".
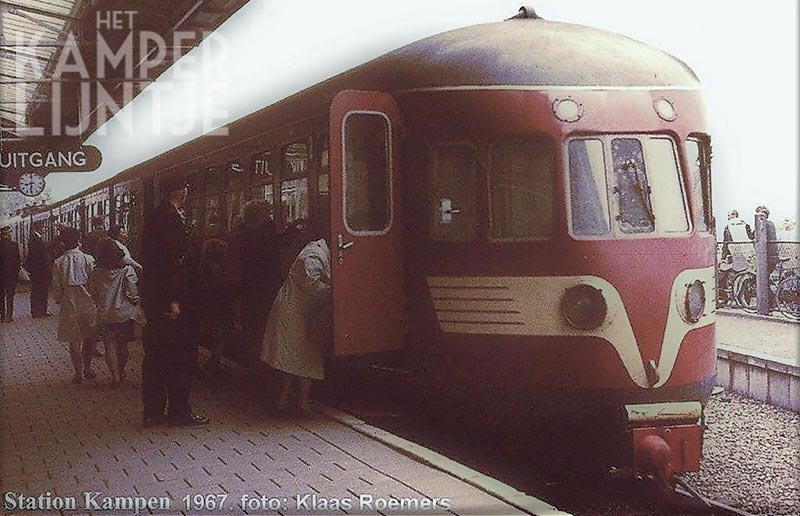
[{"xmin": 426, "ymin": 268, "xmax": 715, "ymax": 389}]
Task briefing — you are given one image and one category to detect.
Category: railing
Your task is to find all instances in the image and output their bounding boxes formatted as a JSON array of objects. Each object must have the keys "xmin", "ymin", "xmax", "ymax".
[{"xmin": 716, "ymin": 239, "xmax": 799, "ymax": 320}]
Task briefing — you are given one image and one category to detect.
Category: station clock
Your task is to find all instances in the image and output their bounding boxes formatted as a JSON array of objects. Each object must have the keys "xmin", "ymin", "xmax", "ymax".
[{"xmin": 18, "ymin": 172, "xmax": 46, "ymax": 197}]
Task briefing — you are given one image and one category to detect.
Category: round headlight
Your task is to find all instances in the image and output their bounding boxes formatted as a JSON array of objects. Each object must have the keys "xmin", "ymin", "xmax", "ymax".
[
  {"xmin": 653, "ymin": 98, "xmax": 677, "ymax": 121},
  {"xmin": 683, "ymin": 280, "xmax": 706, "ymax": 324},
  {"xmin": 553, "ymin": 98, "xmax": 582, "ymax": 122},
  {"xmin": 561, "ymin": 284, "xmax": 607, "ymax": 330}
]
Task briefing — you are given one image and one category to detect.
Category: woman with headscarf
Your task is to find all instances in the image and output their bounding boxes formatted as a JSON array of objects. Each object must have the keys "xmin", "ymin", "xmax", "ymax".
[{"xmin": 260, "ymin": 224, "xmax": 331, "ymax": 415}]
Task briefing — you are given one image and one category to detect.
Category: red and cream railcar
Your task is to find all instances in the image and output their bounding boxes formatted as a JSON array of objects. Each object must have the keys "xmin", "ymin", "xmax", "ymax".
[{"xmin": 33, "ymin": 10, "xmax": 717, "ymax": 483}]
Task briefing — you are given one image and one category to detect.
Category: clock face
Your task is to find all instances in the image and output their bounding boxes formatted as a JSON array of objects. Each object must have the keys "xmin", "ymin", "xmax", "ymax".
[{"xmin": 19, "ymin": 173, "xmax": 45, "ymax": 197}]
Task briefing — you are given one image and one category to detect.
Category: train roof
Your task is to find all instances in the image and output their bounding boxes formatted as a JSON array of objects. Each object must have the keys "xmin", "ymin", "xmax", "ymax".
[
  {"xmin": 358, "ymin": 18, "xmax": 701, "ymax": 90},
  {"xmin": 48, "ymin": 15, "xmax": 701, "ymax": 209}
]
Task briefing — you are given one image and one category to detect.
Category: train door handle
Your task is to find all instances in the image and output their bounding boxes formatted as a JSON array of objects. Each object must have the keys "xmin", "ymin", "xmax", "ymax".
[{"xmin": 337, "ymin": 234, "xmax": 355, "ymax": 264}]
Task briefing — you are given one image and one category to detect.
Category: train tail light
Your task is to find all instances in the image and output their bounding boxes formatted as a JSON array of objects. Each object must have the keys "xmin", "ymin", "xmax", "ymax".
[{"xmin": 560, "ymin": 284, "xmax": 607, "ymax": 330}]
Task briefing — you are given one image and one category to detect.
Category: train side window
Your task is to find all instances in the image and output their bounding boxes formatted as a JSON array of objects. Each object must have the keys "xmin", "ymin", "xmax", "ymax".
[
  {"xmin": 568, "ymin": 139, "xmax": 611, "ymax": 236},
  {"xmin": 343, "ymin": 113, "xmax": 391, "ymax": 234},
  {"xmin": 429, "ymin": 143, "xmax": 477, "ymax": 241},
  {"xmin": 489, "ymin": 138, "xmax": 555, "ymax": 240},
  {"xmin": 685, "ymin": 136, "xmax": 713, "ymax": 233},
  {"xmin": 282, "ymin": 141, "xmax": 310, "ymax": 228},
  {"xmin": 643, "ymin": 138, "xmax": 689, "ymax": 233},
  {"xmin": 318, "ymin": 136, "xmax": 330, "ymax": 200},
  {"xmin": 204, "ymin": 167, "xmax": 225, "ymax": 238},
  {"xmin": 610, "ymin": 138, "xmax": 655, "ymax": 234},
  {"xmin": 226, "ymin": 159, "xmax": 246, "ymax": 230},
  {"xmin": 176, "ymin": 171, "xmax": 198, "ymax": 236},
  {"xmin": 250, "ymin": 151, "xmax": 275, "ymax": 216},
  {"xmin": 281, "ymin": 178, "xmax": 309, "ymax": 228}
]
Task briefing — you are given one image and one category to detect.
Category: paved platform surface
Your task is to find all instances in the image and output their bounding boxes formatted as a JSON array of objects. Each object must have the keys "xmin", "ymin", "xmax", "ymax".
[
  {"xmin": 0, "ymin": 294, "xmax": 540, "ymax": 515},
  {"xmin": 716, "ymin": 312, "xmax": 799, "ymax": 364}
]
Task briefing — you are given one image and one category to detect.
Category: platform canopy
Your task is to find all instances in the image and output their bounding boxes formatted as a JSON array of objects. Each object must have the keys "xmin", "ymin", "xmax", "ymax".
[{"xmin": 1, "ymin": 0, "xmax": 249, "ymax": 141}]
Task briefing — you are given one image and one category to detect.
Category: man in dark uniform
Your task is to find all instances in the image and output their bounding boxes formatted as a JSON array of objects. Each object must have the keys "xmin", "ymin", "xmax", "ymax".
[
  {"xmin": 0, "ymin": 225, "xmax": 21, "ymax": 323},
  {"xmin": 26, "ymin": 224, "xmax": 52, "ymax": 318},
  {"xmin": 141, "ymin": 177, "xmax": 209, "ymax": 427},
  {"xmin": 239, "ymin": 200, "xmax": 280, "ymax": 359}
]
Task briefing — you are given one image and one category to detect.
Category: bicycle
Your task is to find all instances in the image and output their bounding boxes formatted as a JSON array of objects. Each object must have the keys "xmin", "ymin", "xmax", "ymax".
[
  {"xmin": 716, "ymin": 244, "xmax": 756, "ymax": 310},
  {"xmin": 775, "ymin": 259, "xmax": 800, "ymax": 320},
  {"xmin": 733, "ymin": 257, "xmax": 800, "ymax": 319}
]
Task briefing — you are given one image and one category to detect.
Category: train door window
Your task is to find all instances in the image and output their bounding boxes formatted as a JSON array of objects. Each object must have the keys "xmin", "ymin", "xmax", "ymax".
[
  {"xmin": 343, "ymin": 113, "xmax": 391, "ymax": 234},
  {"xmin": 642, "ymin": 138, "xmax": 689, "ymax": 233},
  {"xmin": 281, "ymin": 141, "xmax": 310, "ymax": 228},
  {"xmin": 429, "ymin": 143, "xmax": 477, "ymax": 241},
  {"xmin": 568, "ymin": 139, "xmax": 611, "ymax": 236},
  {"xmin": 685, "ymin": 136, "xmax": 713, "ymax": 233},
  {"xmin": 489, "ymin": 138, "xmax": 555, "ymax": 240},
  {"xmin": 610, "ymin": 138, "xmax": 655, "ymax": 234}
]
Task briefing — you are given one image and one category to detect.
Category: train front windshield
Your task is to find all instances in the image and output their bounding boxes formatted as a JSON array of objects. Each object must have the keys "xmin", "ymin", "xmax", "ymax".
[{"xmin": 567, "ymin": 135, "xmax": 692, "ymax": 239}]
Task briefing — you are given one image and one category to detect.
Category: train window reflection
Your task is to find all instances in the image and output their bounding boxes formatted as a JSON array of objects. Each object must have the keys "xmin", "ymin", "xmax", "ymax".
[
  {"xmin": 643, "ymin": 138, "xmax": 688, "ymax": 233},
  {"xmin": 344, "ymin": 113, "xmax": 391, "ymax": 234},
  {"xmin": 281, "ymin": 178, "xmax": 309, "ymax": 228},
  {"xmin": 251, "ymin": 151, "xmax": 272, "ymax": 178},
  {"xmin": 568, "ymin": 139, "xmax": 611, "ymax": 236},
  {"xmin": 251, "ymin": 183, "xmax": 275, "ymax": 214},
  {"xmin": 284, "ymin": 142, "xmax": 309, "ymax": 176},
  {"xmin": 489, "ymin": 138, "xmax": 555, "ymax": 240},
  {"xmin": 429, "ymin": 144, "xmax": 477, "ymax": 241},
  {"xmin": 611, "ymin": 138, "xmax": 655, "ymax": 234}
]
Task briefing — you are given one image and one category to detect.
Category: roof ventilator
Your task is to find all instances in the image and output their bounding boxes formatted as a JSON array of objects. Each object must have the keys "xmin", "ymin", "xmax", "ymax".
[{"xmin": 508, "ymin": 6, "xmax": 543, "ymax": 20}]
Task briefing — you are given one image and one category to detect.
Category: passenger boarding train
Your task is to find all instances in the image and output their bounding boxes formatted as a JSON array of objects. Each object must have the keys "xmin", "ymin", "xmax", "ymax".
[{"xmin": 16, "ymin": 7, "xmax": 717, "ymax": 489}]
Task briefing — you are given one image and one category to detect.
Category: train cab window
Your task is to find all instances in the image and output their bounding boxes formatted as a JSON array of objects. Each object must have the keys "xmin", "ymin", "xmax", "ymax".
[
  {"xmin": 611, "ymin": 138, "xmax": 656, "ymax": 234},
  {"xmin": 685, "ymin": 136, "xmax": 713, "ymax": 233},
  {"xmin": 282, "ymin": 141, "xmax": 310, "ymax": 228},
  {"xmin": 343, "ymin": 113, "xmax": 391, "ymax": 234},
  {"xmin": 642, "ymin": 138, "xmax": 689, "ymax": 233},
  {"xmin": 489, "ymin": 138, "xmax": 555, "ymax": 240},
  {"xmin": 429, "ymin": 144, "xmax": 477, "ymax": 241},
  {"xmin": 569, "ymin": 135, "xmax": 690, "ymax": 238},
  {"xmin": 568, "ymin": 139, "xmax": 611, "ymax": 236}
]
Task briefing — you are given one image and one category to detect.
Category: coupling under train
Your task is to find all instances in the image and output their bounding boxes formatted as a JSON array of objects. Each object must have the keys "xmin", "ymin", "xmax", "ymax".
[{"xmin": 12, "ymin": 7, "xmax": 717, "ymax": 488}]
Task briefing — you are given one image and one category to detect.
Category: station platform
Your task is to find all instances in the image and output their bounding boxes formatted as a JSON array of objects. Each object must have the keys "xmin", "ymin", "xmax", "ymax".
[
  {"xmin": 716, "ymin": 311, "xmax": 799, "ymax": 364},
  {"xmin": 0, "ymin": 293, "xmax": 565, "ymax": 516}
]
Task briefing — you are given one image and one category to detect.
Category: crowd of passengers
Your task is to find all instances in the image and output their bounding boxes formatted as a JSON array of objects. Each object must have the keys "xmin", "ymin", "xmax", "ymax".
[{"xmin": 0, "ymin": 181, "xmax": 331, "ymax": 427}]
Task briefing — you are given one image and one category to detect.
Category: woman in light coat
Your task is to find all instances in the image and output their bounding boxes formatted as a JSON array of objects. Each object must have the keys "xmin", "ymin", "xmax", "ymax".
[
  {"xmin": 52, "ymin": 227, "xmax": 98, "ymax": 383},
  {"xmin": 260, "ymin": 235, "xmax": 331, "ymax": 414}
]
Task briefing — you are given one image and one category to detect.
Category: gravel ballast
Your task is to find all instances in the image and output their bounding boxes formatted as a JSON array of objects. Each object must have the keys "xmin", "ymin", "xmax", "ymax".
[{"xmin": 685, "ymin": 391, "xmax": 799, "ymax": 515}]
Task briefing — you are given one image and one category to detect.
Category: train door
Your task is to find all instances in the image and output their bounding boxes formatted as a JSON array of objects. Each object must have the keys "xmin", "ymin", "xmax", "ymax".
[{"xmin": 330, "ymin": 90, "xmax": 404, "ymax": 356}]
